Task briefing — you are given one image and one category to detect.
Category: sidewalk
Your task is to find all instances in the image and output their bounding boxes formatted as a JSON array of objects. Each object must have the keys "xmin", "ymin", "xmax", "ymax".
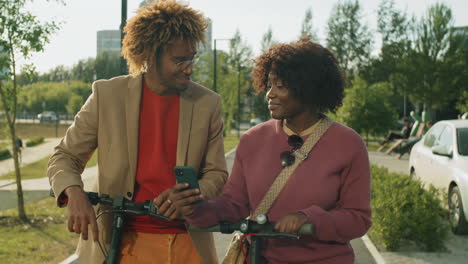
[{"xmin": 0, "ymin": 138, "xmax": 62, "ymax": 176}]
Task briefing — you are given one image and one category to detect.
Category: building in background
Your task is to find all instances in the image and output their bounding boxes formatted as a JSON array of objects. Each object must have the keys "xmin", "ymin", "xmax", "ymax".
[
  {"xmin": 199, "ymin": 18, "xmax": 212, "ymax": 54},
  {"xmin": 96, "ymin": 30, "xmax": 120, "ymax": 57}
]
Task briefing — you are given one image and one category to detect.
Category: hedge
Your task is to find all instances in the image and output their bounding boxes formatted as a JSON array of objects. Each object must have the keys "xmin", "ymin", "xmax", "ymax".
[
  {"xmin": 370, "ymin": 164, "xmax": 449, "ymax": 251},
  {"xmin": 26, "ymin": 137, "xmax": 44, "ymax": 147},
  {"xmin": 0, "ymin": 149, "xmax": 12, "ymax": 161}
]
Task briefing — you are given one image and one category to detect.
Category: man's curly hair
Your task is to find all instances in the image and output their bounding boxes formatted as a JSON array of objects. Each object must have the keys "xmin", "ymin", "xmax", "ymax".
[
  {"xmin": 122, "ymin": 0, "xmax": 207, "ymax": 75},
  {"xmin": 252, "ymin": 37, "xmax": 346, "ymax": 113}
]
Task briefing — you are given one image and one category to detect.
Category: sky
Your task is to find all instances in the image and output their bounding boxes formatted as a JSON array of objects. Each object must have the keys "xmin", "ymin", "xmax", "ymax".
[{"xmin": 22, "ymin": 0, "xmax": 468, "ymax": 73}]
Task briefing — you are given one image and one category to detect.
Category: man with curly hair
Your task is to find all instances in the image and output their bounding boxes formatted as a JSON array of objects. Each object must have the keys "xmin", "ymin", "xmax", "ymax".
[{"xmin": 47, "ymin": 1, "xmax": 227, "ymax": 263}]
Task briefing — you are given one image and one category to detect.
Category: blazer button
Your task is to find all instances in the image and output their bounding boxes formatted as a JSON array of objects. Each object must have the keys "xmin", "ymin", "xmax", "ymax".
[{"xmin": 127, "ymin": 192, "xmax": 132, "ymax": 198}]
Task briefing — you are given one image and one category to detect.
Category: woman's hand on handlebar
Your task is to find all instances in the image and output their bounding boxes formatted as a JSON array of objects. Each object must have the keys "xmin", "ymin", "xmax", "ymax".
[{"xmin": 274, "ymin": 212, "xmax": 308, "ymax": 234}]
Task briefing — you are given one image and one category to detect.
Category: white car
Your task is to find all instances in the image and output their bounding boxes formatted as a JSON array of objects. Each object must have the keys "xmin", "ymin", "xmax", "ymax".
[
  {"xmin": 37, "ymin": 111, "xmax": 58, "ymax": 122},
  {"xmin": 409, "ymin": 119, "xmax": 468, "ymax": 234}
]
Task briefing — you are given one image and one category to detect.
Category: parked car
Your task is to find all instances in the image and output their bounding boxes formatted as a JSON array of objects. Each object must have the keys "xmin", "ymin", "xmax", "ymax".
[
  {"xmin": 37, "ymin": 111, "xmax": 58, "ymax": 122},
  {"xmin": 409, "ymin": 119, "xmax": 468, "ymax": 234}
]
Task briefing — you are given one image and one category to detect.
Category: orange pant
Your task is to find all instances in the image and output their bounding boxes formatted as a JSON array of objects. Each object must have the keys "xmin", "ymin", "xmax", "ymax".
[{"xmin": 118, "ymin": 231, "xmax": 203, "ymax": 264}]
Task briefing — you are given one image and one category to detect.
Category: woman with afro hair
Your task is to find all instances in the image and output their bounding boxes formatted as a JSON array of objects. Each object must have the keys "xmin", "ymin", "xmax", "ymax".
[{"xmin": 174, "ymin": 37, "xmax": 371, "ymax": 264}]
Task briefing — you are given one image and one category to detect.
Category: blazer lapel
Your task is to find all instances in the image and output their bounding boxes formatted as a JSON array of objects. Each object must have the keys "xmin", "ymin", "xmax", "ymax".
[
  {"xmin": 177, "ymin": 83, "xmax": 194, "ymax": 166},
  {"xmin": 125, "ymin": 74, "xmax": 143, "ymax": 180}
]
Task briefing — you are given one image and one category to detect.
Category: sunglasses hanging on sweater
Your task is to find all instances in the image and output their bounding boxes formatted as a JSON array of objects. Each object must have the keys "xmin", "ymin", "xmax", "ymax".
[{"xmin": 280, "ymin": 135, "xmax": 308, "ymax": 167}]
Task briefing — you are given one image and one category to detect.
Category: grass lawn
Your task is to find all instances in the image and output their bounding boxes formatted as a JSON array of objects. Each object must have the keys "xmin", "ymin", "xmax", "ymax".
[
  {"xmin": 0, "ymin": 123, "xmax": 71, "ymax": 140},
  {"xmin": 0, "ymin": 141, "xmax": 10, "ymax": 149},
  {"xmin": 0, "ymin": 197, "xmax": 79, "ymax": 264},
  {"xmin": 224, "ymin": 133, "xmax": 239, "ymax": 153},
  {"xmin": 0, "ymin": 152, "xmax": 98, "ymax": 180}
]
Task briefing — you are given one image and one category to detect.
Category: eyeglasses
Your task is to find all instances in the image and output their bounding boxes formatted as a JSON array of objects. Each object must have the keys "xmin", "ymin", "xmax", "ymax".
[
  {"xmin": 280, "ymin": 135, "xmax": 308, "ymax": 167},
  {"xmin": 174, "ymin": 57, "xmax": 199, "ymax": 70}
]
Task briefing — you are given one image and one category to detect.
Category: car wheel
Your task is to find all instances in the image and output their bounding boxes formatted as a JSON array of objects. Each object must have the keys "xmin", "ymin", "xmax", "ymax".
[{"xmin": 448, "ymin": 186, "xmax": 468, "ymax": 234}]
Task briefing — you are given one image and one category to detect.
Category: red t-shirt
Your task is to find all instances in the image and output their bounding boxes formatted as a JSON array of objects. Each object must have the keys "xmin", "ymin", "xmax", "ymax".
[{"xmin": 126, "ymin": 80, "xmax": 186, "ymax": 233}]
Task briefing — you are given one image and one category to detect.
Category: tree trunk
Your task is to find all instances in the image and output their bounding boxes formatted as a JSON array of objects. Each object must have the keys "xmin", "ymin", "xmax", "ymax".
[{"xmin": 8, "ymin": 124, "xmax": 28, "ymax": 221}]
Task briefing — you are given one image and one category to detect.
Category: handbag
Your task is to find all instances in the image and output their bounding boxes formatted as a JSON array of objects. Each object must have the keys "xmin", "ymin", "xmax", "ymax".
[{"xmin": 222, "ymin": 116, "xmax": 334, "ymax": 264}]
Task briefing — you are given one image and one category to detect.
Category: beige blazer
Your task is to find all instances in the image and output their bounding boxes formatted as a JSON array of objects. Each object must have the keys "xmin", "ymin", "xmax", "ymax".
[{"xmin": 48, "ymin": 74, "xmax": 228, "ymax": 264}]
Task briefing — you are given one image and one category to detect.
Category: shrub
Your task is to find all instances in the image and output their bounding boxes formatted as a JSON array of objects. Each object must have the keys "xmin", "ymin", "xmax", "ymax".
[
  {"xmin": 26, "ymin": 137, "xmax": 44, "ymax": 147},
  {"xmin": 370, "ymin": 164, "xmax": 449, "ymax": 251},
  {"xmin": 0, "ymin": 149, "xmax": 12, "ymax": 160}
]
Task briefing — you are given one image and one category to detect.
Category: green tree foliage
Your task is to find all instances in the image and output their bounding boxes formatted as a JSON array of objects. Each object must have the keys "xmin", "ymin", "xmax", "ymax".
[
  {"xmin": 402, "ymin": 3, "xmax": 455, "ymax": 115},
  {"xmin": 191, "ymin": 51, "xmax": 213, "ymax": 89},
  {"xmin": 71, "ymin": 57, "xmax": 96, "ymax": 83},
  {"xmin": 326, "ymin": 0, "xmax": 373, "ymax": 74},
  {"xmin": 220, "ymin": 30, "xmax": 253, "ymax": 134},
  {"xmin": 359, "ymin": 0, "xmax": 413, "ymax": 116},
  {"xmin": 362, "ymin": 0, "xmax": 411, "ymax": 85},
  {"xmin": 18, "ymin": 81, "xmax": 90, "ymax": 115},
  {"xmin": 300, "ymin": 8, "xmax": 318, "ymax": 41},
  {"xmin": 0, "ymin": 0, "xmax": 60, "ymax": 221},
  {"xmin": 337, "ymin": 77, "xmax": 397, "ymax": 140},
  {"xmin": 94, "ymin": 52, "xmax": 120, "ymax": 80},
  {"xmin": 261, "ymin": 26, "xmax": 276, "ymax": 53}
]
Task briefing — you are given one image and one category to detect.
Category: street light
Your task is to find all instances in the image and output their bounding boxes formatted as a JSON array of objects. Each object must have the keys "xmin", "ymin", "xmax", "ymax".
[{"xmin": 213, "ymin": 38, "xmax": 233, "ymax": 93}]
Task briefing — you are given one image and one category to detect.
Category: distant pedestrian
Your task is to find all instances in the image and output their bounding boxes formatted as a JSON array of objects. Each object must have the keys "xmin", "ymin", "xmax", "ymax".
[{"xmin": 15, "ymin": 137, "xmax": 23, "ymax": 163}]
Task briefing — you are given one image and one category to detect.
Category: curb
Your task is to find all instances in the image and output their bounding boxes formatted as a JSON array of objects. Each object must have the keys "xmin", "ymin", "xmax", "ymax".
[
  {"xmin": 59, "ymin": 253, "xmax": 78, "ymax": 264},
  {"xmin": 362, "ymin": 234, "xmax": 386, "ymax": 264},
  {"xmin": 224, "ymin": 147, "xmax": 236, "ymax": 158}
]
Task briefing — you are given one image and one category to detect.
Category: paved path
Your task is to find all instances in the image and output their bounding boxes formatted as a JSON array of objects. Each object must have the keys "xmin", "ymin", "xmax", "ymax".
[
  {"xmin": 0, "ymin": 138, "xmax": 62, "ymax": 176},
  {"xmin": 368, "ymin": 151, "xmax": 410, "ymax": 175}
]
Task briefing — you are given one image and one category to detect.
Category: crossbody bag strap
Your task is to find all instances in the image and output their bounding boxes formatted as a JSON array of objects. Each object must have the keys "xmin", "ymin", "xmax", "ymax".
[{"xmin": 252, "ymin": 116, "xmax": 334, "ymax": 218}]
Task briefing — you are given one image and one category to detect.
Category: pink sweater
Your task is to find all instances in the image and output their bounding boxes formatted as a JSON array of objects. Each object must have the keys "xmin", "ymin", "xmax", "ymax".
[{"xmin": 186, "ymin": 119, "xmax": 371, "ymax": 264}]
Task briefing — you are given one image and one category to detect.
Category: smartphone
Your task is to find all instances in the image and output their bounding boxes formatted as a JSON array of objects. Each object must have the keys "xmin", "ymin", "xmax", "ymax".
[{"xmin": 174, "ymin": 166, "xmax": 202, "ymax": 204}]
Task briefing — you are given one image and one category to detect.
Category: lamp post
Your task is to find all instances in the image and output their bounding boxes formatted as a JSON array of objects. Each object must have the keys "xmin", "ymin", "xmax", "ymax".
[
  {"xmin": 213, "ymin": 38, "xmax": 233, "ymax": 92},
  {"xmin": 120, "ymin": 0, "xmax": 127, "ymax": 75}
]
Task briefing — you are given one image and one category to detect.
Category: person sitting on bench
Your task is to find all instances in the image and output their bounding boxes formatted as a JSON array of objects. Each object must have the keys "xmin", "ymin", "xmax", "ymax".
[
  {"xmin": 394, "ymin": 121, "xmax": 433, "ymax": 159},
  {"xmin": 380, "ymin": 117, "xmax": 412, "ymax": 146}
]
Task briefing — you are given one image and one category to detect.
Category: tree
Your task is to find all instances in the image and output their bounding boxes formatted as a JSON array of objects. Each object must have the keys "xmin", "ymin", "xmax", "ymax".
[
  {"xmin": 19, "ymin": 81, "xmax": 91, "ymax": 114},
  {"xmin": 337, "ymin": 77, "xmax": 397, "ymax": 142},
  {"xmin": 326, "ymin": 0, "xmax": 373, "ymax": 74},
  {"xmin": 403, "ymin": 3, "xmax": 454, "ymax": 118},
  {"xmin": 94, "ymin": 52, "xmax": 120, "ymax": 80},
  {"xmin": 300, "ymin": 8, "xmax": 318, "ymax": 41},
  {"xmin": 261, "ymin": 26, "xmax": 276, "ymax": 53},
  {"xmin": 0, "ymin": 0, "xmax": 59, "ymax": 221},
  {"xmin": 191, "ymin": 51, "xmax": 213, "ymax": 89},
  {"xmin": 360, "ymin": 0, "xmax": 413, "ymax": 116},
  {"xmin": 221, "ymin": 30, "xmax": 253, "ymax": 134},
  {"xmin": 71, "ymin": 57, "xmax": 96, "ymax": 83}
]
